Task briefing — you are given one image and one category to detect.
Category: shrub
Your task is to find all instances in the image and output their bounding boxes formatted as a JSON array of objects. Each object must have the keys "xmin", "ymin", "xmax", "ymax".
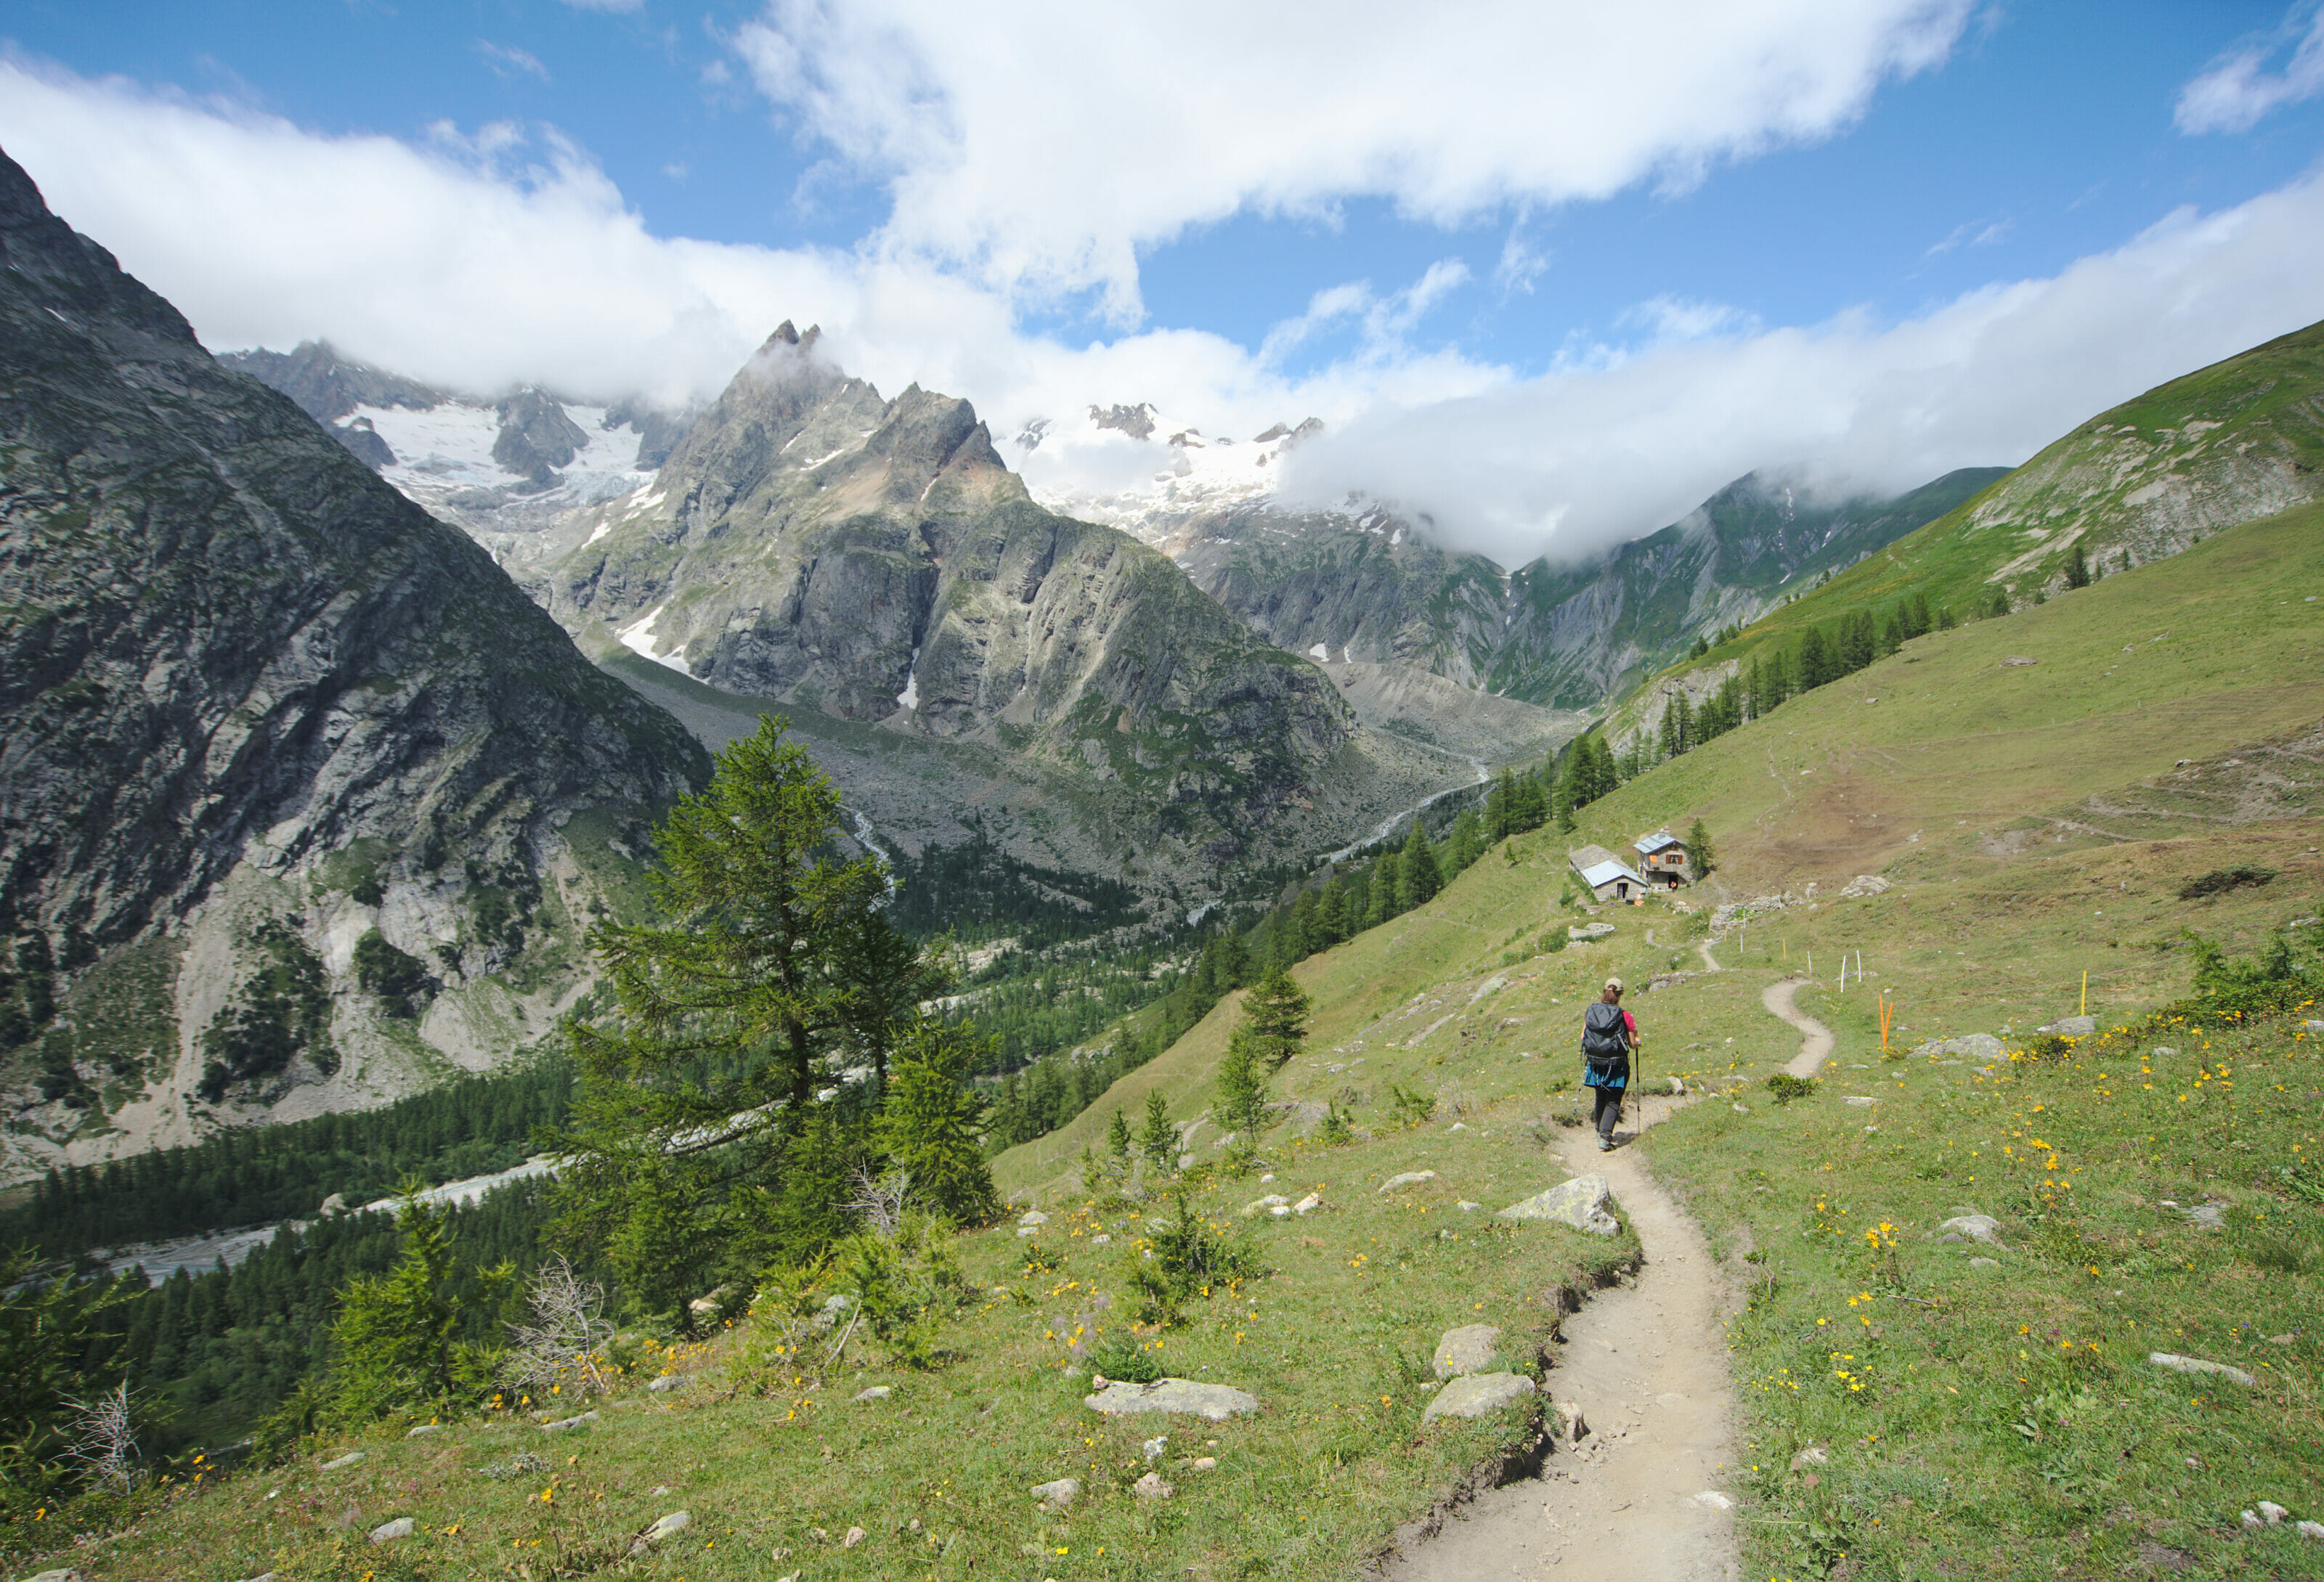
[
  {"xmin": 1129, "ymin": 1195, "xmax": 1259, "ymax": 1326},
  {"xmin": 1088, "ymin": 1332, "xmax": 1166, "ymax": 1384},
  {"xmin": 1384, "ymin": 1082, "xmax": 1438, "ymax": 1130},
  {"xmin": 1765, "ymin": 1073, "xmax": 1817, "ymax": 1105}
]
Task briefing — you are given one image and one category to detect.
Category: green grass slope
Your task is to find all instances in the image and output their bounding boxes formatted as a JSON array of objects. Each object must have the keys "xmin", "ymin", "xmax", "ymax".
[{"xmin": 20, "ymin": 507, "xmax": 2319, "ymax": 1582}]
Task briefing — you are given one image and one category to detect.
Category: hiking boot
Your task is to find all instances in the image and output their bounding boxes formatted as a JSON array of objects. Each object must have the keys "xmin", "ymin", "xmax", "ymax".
[{"xmin": 1597, "ymin": 1136, "xmax": 1614, "ymax": 1151}]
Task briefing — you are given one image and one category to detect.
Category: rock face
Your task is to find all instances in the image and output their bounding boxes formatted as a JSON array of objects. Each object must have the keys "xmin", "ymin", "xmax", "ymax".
[
  {"xmin": 1084, "ymin": 1377, "xmax": 1259, "ymax": 1420},
  {"xmin": 1158, "ymin": 472, "xmax": 1996, "ymax": 709},
  {"xmin": 1497, "ymin": 1175, "xmax": 1621, "ymax": 1235},
  {"xmin": 0, "ymin": 148, "xmax": 706, "ymax": 1179},
  {"xmin": 546, "ymin": 325, "xmax": 1443, "ymax": 876}
]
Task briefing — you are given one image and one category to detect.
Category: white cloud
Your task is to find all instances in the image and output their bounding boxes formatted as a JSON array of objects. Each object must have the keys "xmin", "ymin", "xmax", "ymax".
[
  {"xmin": 5, "ymin": 52, "xmax": 2323, "ymax": 580},
  {"xmin": 1278, "ymin": 174, "xmax": 2324, "ymax": 564},
  {"xmin": 2177, "ymin": 4, "xmax": 2324, "ymax": 134},
  {"xmin": 733, "ymin": 0, "xmax": 1975, "ymax": 314},
  {"xmin": 476, "ymin": 42, "xmax": 551, "ymax": 81},
  {"xmin": 0, "ymin": 59, "xmax": 842, "ymax": 409}
]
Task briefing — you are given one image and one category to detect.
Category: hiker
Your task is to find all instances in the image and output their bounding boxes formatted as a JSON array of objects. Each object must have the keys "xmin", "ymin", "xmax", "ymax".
[{"xmin": 1580, "ymin": 977, "xmax": 1639, "ymax": 1151}]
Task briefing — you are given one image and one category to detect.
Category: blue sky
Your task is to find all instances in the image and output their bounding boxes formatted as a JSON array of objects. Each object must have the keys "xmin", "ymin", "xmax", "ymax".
[{"xmin": 7, "ymin": 1, "xmax": 2324, "ymax": 560}]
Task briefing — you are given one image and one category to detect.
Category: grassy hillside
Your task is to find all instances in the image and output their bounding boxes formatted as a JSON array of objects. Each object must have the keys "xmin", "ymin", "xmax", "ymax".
[
  {"xmin": 15, "ymin": 504, "xmax": 2318, "ymax": 1581},
  {"xmin": 1648, "ymin": 317, "xmax": 2324, "ymax": 722}
]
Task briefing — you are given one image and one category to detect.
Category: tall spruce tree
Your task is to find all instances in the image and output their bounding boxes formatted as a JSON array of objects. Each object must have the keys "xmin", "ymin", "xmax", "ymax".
[
  {"xmin": 553, "ymin": 717, "xmax": 923, "ymax": 1323},
  {"xmin": 1239, "ymin": 966, "xmax": 1311, "ymax": 1072},
  {"xmin": 1397, "ymin": 819, "xmax": 1441, "ymax": 912}
]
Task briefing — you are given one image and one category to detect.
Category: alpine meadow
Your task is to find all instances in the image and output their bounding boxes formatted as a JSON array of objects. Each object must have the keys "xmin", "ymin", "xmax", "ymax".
[{"xmin": 4, "ymin": 9, "xmax": 2324, "ymax": 1582}]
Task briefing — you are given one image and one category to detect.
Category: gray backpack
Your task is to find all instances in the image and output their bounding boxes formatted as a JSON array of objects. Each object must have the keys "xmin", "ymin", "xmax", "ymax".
[{"xmin": 1581, "ymin": 1001, "xmax": 1630, "ymax": 1061}]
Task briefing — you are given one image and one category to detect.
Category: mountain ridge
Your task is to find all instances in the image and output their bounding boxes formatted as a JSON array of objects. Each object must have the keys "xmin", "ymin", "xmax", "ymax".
[{"xmin": 0, "ymin": 148, "xmax": 707, "ymax": 1181}]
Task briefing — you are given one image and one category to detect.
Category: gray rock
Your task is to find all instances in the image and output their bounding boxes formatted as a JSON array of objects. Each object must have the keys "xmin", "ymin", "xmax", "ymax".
[
  {"xmin": 1694, "ymin": 1491, "xmax": 1736, "ymax": 1511},
  {"xmin": 1938, "ymin": 1213, "xmax": 2003, "ymax": 1246},
  {"xmin": 1378, "ymin": 1170, "xmax": 1438, "ymax": 1193},
  {"xmin": 1017, "ymin": 1210, "xmax": 1049, "ymax": 1228},
  {"xmin": 1085, "ymin": 1378, "xmax": 1259, "ymax": 1421},
  {"xmin": 853, "ymin": 1385, "xmax": 891, "ymax": 1403},
  {"xmin": 405, "ymin": 1423, "xmax": 442, "ymax": 1436},
  {"xmin": 25, "ymin": 1571, "xmax": 89, "ymax": 1582},
  {"xmin": 1241, "ymin": 1194, "xmax": 1289, "ymax": 1217},
  {"xmin": 319, "ymin": 1451, "xmax": 365, "ymax": 1471},
  {"xmin": 1843, "ymin": 1096, "xmax": 1877, "ymax": 1107},
  {"xmin": 1421, "ymin": 1372, "xmax": 1535, "ymax": 1424},
  {"xmin": 1551, "ymin": 1400, "xmax": 1588, "ymax": 1444},
  {"xmin": 1914, "ymin": 1033, "xmax": 2005, "ymax": 1061},
  {"xmin": 1789, "ymin": 1446, "xmax": 1828, "ymax": 1469},
  {"xmin": 649, "ymin": 1374, "xmax": 691, "ymax": 1393},
  {"xmin": 1569, "ymin": 923, "xmax": 1616, "ymax": 942},
  {"xmin": 1133, "ymin": 1471, "xmax": 1174, "ymax": 1500},
  {"xmin": 2038, "ymin": 1015, "xmax": 2097, "ymax": 1036},
  {"xmin": 1293, "ymin": 1193, "xmax": 1324, "ymax": 1215},
  {"xmin": 540, "ymin": 1411, "xmax": 599, "ymax": 1432},
  {"xmin": 2182, "ymin": 1203, "xmax": 2225, "ymax": 1230},
  {"xmin": 1969, "ymin": 1257, "xmax": 2000, "ymax": 1269},
  {"xmin": 369, "ymin": 1518, "xmax": 415, "ymax": 1544},
  {"xmin": 810, "ymin": 1294, "xmax": 854, "ymax": 1331},
  {"xmin": 2303, "ymin": 1020, "xmax": 2324, "ymax": 1033},
  {"xmin": 1432, "ymin": 1324, "xmax": 1503, "ymax": 1379},
  {"xmin": 842, "ymin": 1526, "xmax": 866, "ymax": 1549},
  {"xmin": 1030, "ymin": 1477, "xmax": 1080, "ymax": 1511},
  {"xmin": 2259, "ymin": 1501, "xmax": 2290, "ymax": 1525},
  {"xmin": 2148, "ymin": 1352, "xmax": 2255, "ymax": 1386},
  {"xmin": 630, "ymin": 1511, "xmax": 691, "ymax": 1556},
  {"xmin": 2299, "ymin": 1520, "xmax": 2324, "ymax": 1541},
  {"xmin": 1496, "ymin": 1174, "xmax": 1620, "ymax": 1236}
]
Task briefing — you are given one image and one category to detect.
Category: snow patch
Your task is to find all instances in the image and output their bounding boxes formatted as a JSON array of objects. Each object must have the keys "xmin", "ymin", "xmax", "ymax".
[
  {"xmin": 896, "ymin": 646, "xmax": 921, "ymax": 710},
  {"xmin": 1308, "ymin": 643, "xmax": 1330, "ymax": 661},
  {"xmin": 617, "ymin": 604, "xmax": 693, "ymax": 677}
]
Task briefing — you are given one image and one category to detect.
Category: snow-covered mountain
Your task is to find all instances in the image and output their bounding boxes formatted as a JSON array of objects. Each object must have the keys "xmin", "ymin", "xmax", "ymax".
[
  {"xmin": 216, "ymin": 341, "xmax": 688, "ymax": 574},
  {"xmin": 1007, "ymin": 399, "xmax": 1325, "ymax": 550}
]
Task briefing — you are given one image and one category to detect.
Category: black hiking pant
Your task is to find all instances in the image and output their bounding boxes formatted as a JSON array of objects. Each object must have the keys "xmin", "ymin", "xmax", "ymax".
[{"xmin": 1591, "ymin": 1072, "xmax": 1627, "ymax": 1143}]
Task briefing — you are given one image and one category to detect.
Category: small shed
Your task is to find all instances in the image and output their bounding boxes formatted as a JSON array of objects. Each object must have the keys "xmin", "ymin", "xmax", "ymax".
[
  {"xmin": 1633, "ymin": 831, "xmax": 1691, "ymax": 888},
  {"xmin": 1569, "ymin": 844, "xmax": 1648, "ymax": 903}
]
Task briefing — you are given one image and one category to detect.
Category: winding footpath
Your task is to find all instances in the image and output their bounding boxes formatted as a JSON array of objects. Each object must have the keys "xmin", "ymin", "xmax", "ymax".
[{"xmin": 1384, "ymin": 979, "xmax": 1834, "ymax": 1581}]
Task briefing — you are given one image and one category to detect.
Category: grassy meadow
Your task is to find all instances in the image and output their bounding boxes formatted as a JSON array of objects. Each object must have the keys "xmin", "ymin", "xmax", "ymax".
[{"xmin": 12, "ymin": 501, "xmax": 2320, "ymax": 1580}]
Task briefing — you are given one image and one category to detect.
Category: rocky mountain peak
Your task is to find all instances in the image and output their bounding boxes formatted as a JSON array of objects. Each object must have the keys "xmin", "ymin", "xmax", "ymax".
[{"xmin": 0, "ymin": 144, "xmax": 705, "ymax": 1173}]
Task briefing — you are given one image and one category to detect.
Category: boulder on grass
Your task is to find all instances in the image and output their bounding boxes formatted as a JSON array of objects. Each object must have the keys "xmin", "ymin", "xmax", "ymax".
[{"xmin": 1496, "ymin": 1175, "xmax": 1620, "ymax": 1235}]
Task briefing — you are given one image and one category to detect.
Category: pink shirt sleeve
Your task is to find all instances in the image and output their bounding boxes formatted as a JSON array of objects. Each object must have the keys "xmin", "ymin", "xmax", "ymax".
[{"xmin": 1620, "ymin": 1010, "xmax": 1638, "ymax": 1040}]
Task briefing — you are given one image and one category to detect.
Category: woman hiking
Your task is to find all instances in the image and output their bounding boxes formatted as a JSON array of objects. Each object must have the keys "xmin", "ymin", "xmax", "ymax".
[{"xmin": 1580, "ymin": 977, "xmax": 1639, "ymax": 1151}]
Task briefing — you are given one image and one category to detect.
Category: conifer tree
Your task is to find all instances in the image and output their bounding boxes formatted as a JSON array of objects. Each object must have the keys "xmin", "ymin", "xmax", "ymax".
[
  {"xmin": 1397, "ymin": 819, "xmax": 1441, "ymax": 911},
  {"xmin": 328, "ymin": 1194, "xmax": 505, "ymax": 1422},
  {"xmin": 1135, "ymin": 1090, "xmax": 1177, "ymax": 1171},
  {"xmin": 1367, "ymin": 855, "xmax": 1398, "ymax": 926},
  {"xmin": 875, "ymin": 1019, "xmax": 999, "ymax": 1223},
  {"xmin": 1686, "ymin": 817, "xmax": 1715, "ymax": 878},
  {"xmin": 2065, "ymin": 540, "xmax": 2092, "ymax": 589},
  {"xmin": 1105, "ymin": 1107, "xmax": 1132, "ymax": 1159},
  {"xmin": 1239, "ymin": 966, "xmax": 1311, "ymax": 1072},
  {"xmin": 1209, "ymin": 1029, "xmax": 1270, "ymax": 1146},
  {"xmin": 553, "ymin": 717, "xmax": 919, "ymax": 1320}
]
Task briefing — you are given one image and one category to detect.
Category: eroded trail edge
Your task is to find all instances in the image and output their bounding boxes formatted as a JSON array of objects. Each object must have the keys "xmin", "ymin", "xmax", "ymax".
[
  {"xmin": 1384, "ymin": 982, "xmax": 1833, "ymax": 1581},
  {"xmin": 1381, "ymin": 1108, "xmax": 1735, "ymax": 1578}
]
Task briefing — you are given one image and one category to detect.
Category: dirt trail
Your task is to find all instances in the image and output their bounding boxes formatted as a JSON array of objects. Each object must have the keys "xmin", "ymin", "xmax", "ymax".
[
  {"xmin": 1380, "ymin": 1097, "xmax": 1736, "ymax": 1579},
  {"xmin": 1762, "ymin": 978, "xmax": 1835, "ymax": 1077},
  {"xmin": 1382, "ymin": 984, "xmax": 1835, "ymax": 1581}
]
